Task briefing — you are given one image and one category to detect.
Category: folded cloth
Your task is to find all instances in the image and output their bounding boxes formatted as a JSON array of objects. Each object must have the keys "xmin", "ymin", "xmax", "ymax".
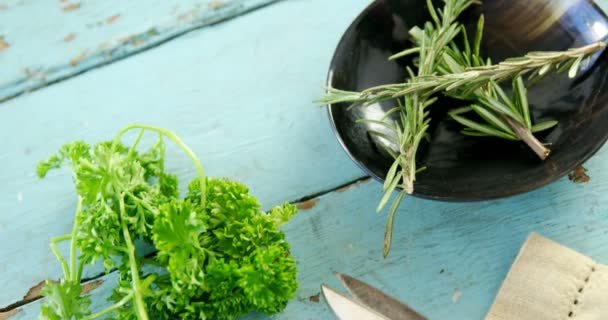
[{"xmin": 486, "ymin": 233, "xmax": 608, "ymax": 320}]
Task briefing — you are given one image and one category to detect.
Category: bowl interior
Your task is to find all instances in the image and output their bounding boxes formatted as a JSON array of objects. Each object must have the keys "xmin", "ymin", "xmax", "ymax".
[{"xmin": 327, "ymin": 0, "xmax": 608, "ymax": 201}]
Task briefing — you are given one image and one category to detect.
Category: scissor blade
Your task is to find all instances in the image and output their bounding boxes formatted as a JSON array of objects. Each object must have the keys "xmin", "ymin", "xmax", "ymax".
[
  {"xmin": 335, "ymin": 272, "xmax": 428, "ymax": 320},
  {"xmin": 321, "ymin": 284, "xmax": 390, "ymax": 320}
]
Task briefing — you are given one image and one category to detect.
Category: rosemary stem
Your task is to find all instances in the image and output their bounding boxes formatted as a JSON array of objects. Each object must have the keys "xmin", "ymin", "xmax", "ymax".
[
  {"xmin": 503, "ymin": 116, "xmax": 550, "ymax": 159},
  {"xmin": 401, "ymin": 148, "xmax": 415, "ymax": 194}
]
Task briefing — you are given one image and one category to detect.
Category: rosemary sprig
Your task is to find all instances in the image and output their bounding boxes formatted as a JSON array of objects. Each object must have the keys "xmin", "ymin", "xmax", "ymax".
[
  {"xmin": 447, "ymin": 76, "xmax": 559, "ymax": 159},
  {"xmin": 322, "ymin": 41, "xmax": 606, "ymax": 108},
  {"xmin": 429, "ymin": 15, "xmax": 559, "ymax": 159},
  {"xmin": 324, "ymin": 41, "xmax": 605, "ymax": 160},
  {"xmin": 368, "ymin": 0, "xmax": 480, "ymax": 257}
]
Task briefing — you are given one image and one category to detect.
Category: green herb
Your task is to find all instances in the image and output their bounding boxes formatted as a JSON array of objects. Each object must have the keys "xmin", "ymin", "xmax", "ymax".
[
  {"xmin": 324, "ymin": 27, "xmax": 605, "ymax": 160},
  {"xmin": 372, "ymin": 0, "xmax": 481, "ymax": 258},
  {"xmin": 319, "ymin": 0, "xmax": 606, "ymax": 256},
  {"xmin": 322, "ymin": 41, "xmax": 606, "ymax": 113},
  {"xmin": 37, "ymin": 124, "xmax": 298, "ymax": 320},
  {"xmin": 424, "ymin": 14, "xmax": 560, "ymax": 159}
]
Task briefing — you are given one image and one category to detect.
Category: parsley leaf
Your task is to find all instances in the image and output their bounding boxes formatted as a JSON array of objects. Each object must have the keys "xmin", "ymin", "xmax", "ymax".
[{"xmin": 40, "ymin": 280, "xmax": 91, "ymax": 320}]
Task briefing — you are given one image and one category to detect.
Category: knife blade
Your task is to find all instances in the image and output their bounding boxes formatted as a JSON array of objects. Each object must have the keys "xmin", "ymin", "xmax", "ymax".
[
  {"xmin": 321, "ymin": 284, "xmax": 390, "ymax": 320},
  {"xmin": 335, "ymin": 272, "xmax": 428, "ymax": 320}
]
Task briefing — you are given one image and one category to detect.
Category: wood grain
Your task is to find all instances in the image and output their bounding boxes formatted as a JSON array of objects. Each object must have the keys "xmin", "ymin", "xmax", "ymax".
[
  {"xmin": 0, "ymin": 0, "xmax": 281, "ymax": 103},
  {"xmin": 2, "ymin": 0, "xmax": 608, "ymax": 319},
  {"xmin": 0, "ymin": 0, "xmax": 370, "ymax": 308}
]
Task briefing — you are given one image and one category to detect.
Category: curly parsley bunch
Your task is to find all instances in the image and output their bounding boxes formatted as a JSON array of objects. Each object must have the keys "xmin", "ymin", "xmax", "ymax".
[{"xmin": 37, "ymin": 124, "xmax": 298, "ymax": 320}]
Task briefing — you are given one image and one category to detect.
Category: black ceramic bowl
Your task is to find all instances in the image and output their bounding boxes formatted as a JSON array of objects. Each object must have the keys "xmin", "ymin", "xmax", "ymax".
[{"xmin": 327, "ymin": 0, "xmax": 608, "ymax": 201}]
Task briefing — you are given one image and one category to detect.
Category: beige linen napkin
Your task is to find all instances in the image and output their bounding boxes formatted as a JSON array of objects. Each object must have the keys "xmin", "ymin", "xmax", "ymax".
[{"xmin": 486, "ymin": 233, "xmax": 608, "ymax": 320}]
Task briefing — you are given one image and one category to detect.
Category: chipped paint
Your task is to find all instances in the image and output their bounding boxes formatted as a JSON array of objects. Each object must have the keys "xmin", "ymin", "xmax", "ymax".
[
  {"xmin": 118, "ymin": 34, "xmax": 135, "ymax": 44},
  {"xmin": 69, "ymin": 51, "xmax": 88, "ymax": 66},
  {"xmin": 178, "ymin": 12, "xmax": 195, "ymax": 23},
  {"xmin": 0, "ymin": 37, "xmax": 9, "ymax": 51},
  {"xmin": 23, "ymin": 68, "xmax": 45, "ymax": 80},
  {"xmin": 336, "ymin": 178, "xmax": 371, "ymax": 192},
  {"xmin": 22, "ymin": 68, "xmax": 33, "ymax": 78},
  {"xmin": 208, "ymin": 1, "xmax": 225, "ymax": 10},
  {"xmin": 0, "ymin": 309, "xmax": 21, "ymax": 320},
  {"xmin": 0, "ymin": 4, "xmax": 8, "ymax": 11},
  {"xmin": 63, "ymin": 32, "xmax": 76, "ymax": 42},
  {"xmin": 22, "ymin": 280, "xmax": 46, "ymax": 301},
  {"xmin": 97, "ymin": 42, "xmax": 112, "ymax": 51},
  {"xmin": 106, "ymin": 14, "xmax": 121, "ymax": 24},
  {"xmin": 569, "ymin": 165, "xmax": 590, "ymax": 184},
  {"xmin": 452, "ymin": 290, "xmax": 462, "ymax": 303},
  {"xmin": 81, "ymin": 280, "xmax": 104, "ymax": 294},
  {"xmin": 118, "ymin": 28, "xmax": 159, "ymax": 48},
  {"xmin": 308, "ymin": 293, "xmax": 320, "ymax": 303},
  {"xmin": 62, "ymin": 3, "xmax": 81, "ymax": 12},
  {"xmin": 0, "ymin": 0, "xmax": 285, "ymax": 103},
  {"xmin": 336, "ymin": 184, "xmax": 354, "ymax": 193},
  {"xmin": 297, "ymin": 199, "xmax": 318, "ymax": 210}
]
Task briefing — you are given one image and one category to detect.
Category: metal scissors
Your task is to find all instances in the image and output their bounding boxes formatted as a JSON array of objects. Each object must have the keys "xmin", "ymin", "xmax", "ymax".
[{"xmin": 321, "ymin": 272, "xmax": 428, "ymax": 320}]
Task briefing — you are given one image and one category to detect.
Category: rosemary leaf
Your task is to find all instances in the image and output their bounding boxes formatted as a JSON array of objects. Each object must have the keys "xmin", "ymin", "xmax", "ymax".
[
  {"xmin": 491, "ymin": 81, "xmax": 518, "ymax": 113},
  {"xmin": 479, "ymin": 96, "xmax": 525, "ymax": 123},
  {"xmin": 384, "ymin": 158, "xmax": 401, "ymax": 192},
  {"xmin": 389, "ymin": 47, "xmax": 421, "ymax": 61},
  {"xmin": 383, "ymin": 192, "xmax": 405, "ymax": 258},
  {"xmin": 462, "ymin": 25, "xmax": 472, "ymax": 63},
  {"xmin": 473, "ymin": 14, "xmax": 484, "ymax": 62},
  {"xmin": 532, "ymin": 120, "xmax": 559, "ymax": 132},
  {"xmin": 538, "ymin": 63, "xmax": 553, "ymax": 76},
  {"xmin": 461, "ymin": 130, "xmax": 492, "ymax": 137},
  {"xmin": 368, "ymin": 130, "xmax": 398, "ymax": 145},
  {"xmin": 427, "ymin": 0, "xmax": 440, "ymax": 26},
  {"xmin": 450, "ymin": 105, "xmax": 473, "ymax": 115},
  {"xmin": 356, "ymin": 118, "xmax": 397, "ymax": 131},
  {"xmin": 377, "ymin": 175, "xmax": 400, "ymax": 213},
  {"xmin": 513, "ymin": 77, "xmax": 532, "ymax": 128},
  {"xmin": 470, "ymin": 105, "xmax": 515, "ymax": 135},
  {"xmin": 568, "ymin": 55, "xmax": 584, "ymax": 78},
  {"xmin": 450, "ymin": 113, "xmax": 518, "ymax": 140}
]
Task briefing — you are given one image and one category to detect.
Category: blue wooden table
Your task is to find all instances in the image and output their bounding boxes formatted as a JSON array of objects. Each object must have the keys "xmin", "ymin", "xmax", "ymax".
[{"xmin": 1, "ymin": 1, "xmax": 608, "ymax": 319}]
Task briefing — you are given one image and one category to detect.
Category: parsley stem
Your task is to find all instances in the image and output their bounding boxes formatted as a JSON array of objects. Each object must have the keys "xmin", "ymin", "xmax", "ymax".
[
  {"xmin": 119, "ymin": 194, "xmax": 149, "ymax": 320},
  {"xmin": 50, "ymin": 234, "xmax": 71, "ymax": 279},
  {"xmin": 113, "ymin": 124, "xmax": 207, "ymax": 209},
  {"xmin": 69, "ymin": 196, "xmax": 82, "ymax": 282},
  {"xmin": 77, "ymin": 260, "xmax": 84, "ymax": 283},
  {"xmin": 127, "ymin": 129, "xmax": 145, "ymax": 159},
  {"xmin": 84, "ymin": 292, "xmax": 134, "ymax": 320}
]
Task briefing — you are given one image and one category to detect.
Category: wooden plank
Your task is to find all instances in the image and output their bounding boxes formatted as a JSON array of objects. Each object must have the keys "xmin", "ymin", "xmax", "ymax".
[
  {"xmin": 8, "ymin": 144, "xmax": 608, "ymax": 319},
  {"xmin": 0, "ymin": 0, "xmax": 281, "ymax": 103},
  {"xmin": 600, "ymin": 0, "xmax": 608, "ymax": 13},
  {"xmin": 3, "ymin": 0, "xmax": 608, "ymax": 317},
  {"xmin": 0, "ymin": 0, "xmax": 370, "ymax": 307}
]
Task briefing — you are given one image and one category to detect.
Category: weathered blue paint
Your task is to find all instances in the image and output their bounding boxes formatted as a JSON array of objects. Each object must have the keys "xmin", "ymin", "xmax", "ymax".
[
  {"xmin": 2, "ymin": 0, "xmax": 608, "ymax": 319},
  {"xmin": 0, "ymin": 0, "xmax": 281, "ymax": 103},
  {"xmin": 0, "ymin": 0, "xmax": 371, "ymax": 308}
]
